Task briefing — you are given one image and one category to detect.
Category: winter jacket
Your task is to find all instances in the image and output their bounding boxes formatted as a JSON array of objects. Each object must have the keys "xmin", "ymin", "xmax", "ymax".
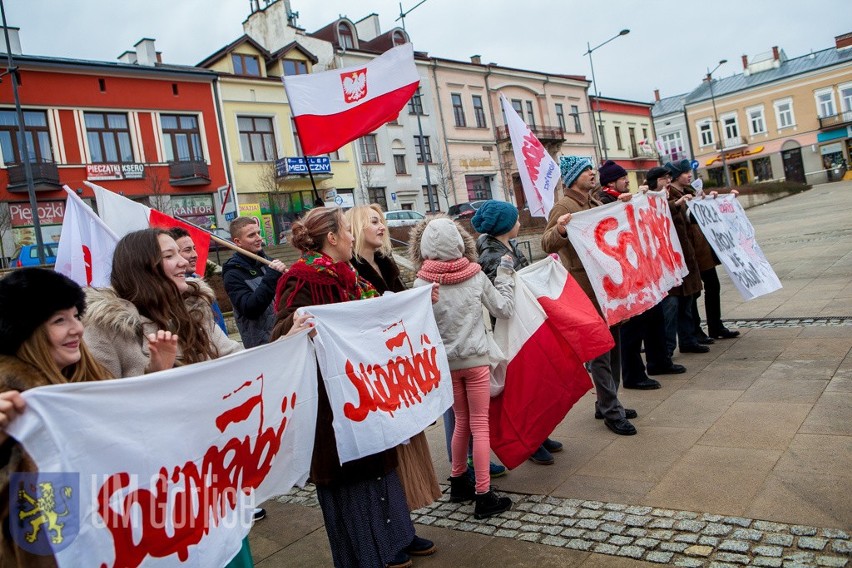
[
  {"xmin": 83, "ymin": 280, "xmax": 241, "ymax": 378},
  {"xmin": 409, "ymin": 216, "xmax": 515, "ymax": 371},
  {"xmin": 476, "ymin": 234, "xmax": 530, "ymax": 281},
  {"xmin": 350, "ymin": 253, "xmax": 406, "ymax": 294},
  {"xmin": 222, "ymin": 251, "xmax": 282, "ymax": 348},
  {"xmin": 679, "ymin": 185, "xmax": 719, "ymax": 272},
  {"xmin": 667, "ymin": 185, "xmax": 703, "ymax": 297}
]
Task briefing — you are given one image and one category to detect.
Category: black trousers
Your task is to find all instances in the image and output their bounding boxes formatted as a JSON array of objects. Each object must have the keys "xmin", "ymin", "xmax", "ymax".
[
  {"xmin": 700, "ymin": 267, "xmax": 724, "ymax": 334},
  {"xmin": 620, "ymin": 303, "xmax": 671, "ymax": 385}
]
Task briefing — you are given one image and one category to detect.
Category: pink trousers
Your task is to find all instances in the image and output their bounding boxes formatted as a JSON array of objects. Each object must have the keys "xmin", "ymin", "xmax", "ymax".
[{"xmin": 449, "ymin": 365, "xmax": 491, "ymax": 494}]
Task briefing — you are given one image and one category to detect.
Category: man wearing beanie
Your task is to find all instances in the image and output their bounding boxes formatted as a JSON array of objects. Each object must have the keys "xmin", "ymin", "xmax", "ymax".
[
  {"xmin": 541, "ymin": 156, "xmax": 638, "ymax": 436},
  {"xmin": 473, "ymin": 200, "xmax": 565, "ymax": 464},
  {"xmin": 596, "ymin": 160, "xmax": 630, "ymax": 204}
]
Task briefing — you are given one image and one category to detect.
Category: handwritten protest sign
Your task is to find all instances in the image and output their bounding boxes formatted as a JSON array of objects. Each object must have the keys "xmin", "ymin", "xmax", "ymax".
[
  {"xmin": 566, "ymin": 191, "xmax": 688, "ymax": 325},
  {"xmin": 687, "ymin": 195, "xmax": 781, "ymax": 300},
  {"xmin": 308, "ymin": 286, "xmax": 454, "ymax": 464}
]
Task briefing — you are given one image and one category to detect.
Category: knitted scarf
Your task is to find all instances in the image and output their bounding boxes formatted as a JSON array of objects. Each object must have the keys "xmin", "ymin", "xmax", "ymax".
[
  {"xmin": 275, "ymin": 251, "xmax": 378, "ymax": 310},
  {"xmin": 600, "ymin": 186, "xmax": 621, "ymax": 200},
  {"xmin": 416, "ymin": 257, "xmax": 481, "ymax": 285}
]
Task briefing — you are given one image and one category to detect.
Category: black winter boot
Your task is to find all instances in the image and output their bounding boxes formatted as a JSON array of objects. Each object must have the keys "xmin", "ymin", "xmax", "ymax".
[
  {"xmin": 449, "ymin": 474, "xmax": 476, "ymax": 503},
  {"xmin": 474, "ymin": 489, "xmax": 512, "ymax": 519}
]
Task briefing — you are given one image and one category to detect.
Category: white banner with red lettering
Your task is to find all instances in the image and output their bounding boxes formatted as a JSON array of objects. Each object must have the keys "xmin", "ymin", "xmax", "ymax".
[
  {"xmin": 6, "ymin": 334, "xmax": 318, "ymax": 568},
  {"xmin": 687, "ymin": 195, "xmax": 781, "ymax": 300},
  {"xmin": 566, "ymin": 190, "xmax": 688, "ymax": 325},
  {"xmin": 307, "ymin": 286, "xmax": 454, "ymax": 464}
]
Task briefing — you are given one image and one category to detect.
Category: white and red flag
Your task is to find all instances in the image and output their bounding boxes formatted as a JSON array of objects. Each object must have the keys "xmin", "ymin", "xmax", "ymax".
[
  {"xmin": 499, "ymin": 94, "xmax": 558, "ymax": 218},
  {"xmin": 307, "ymin": 286, "xmax": 454, "ymax": 464},
  {"xmin": 489, "ymin": 257, "xmax": 613, "ymax": 469},
  {"xmin": 6, "ymin": 333, "xmax": 318, "ymax": 568},
  {"xmin": 55, "ymin": 186, "xmax": 119, "ymax": 287},
  {"xmin": 283, "ymin": 43, "xmax": 420, "ymax": 156},
  {"xmin": 88, "ymin": 181, "xmax": 210, "ymax": 271},
  {"xmin": 566, "ymin": 191, "xmax": 688, "ymax": 325}
]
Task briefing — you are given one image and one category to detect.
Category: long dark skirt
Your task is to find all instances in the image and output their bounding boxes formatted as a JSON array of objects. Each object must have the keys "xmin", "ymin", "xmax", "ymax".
[{"xmin": 316, "ymin": 469, "xmax": 414, "ymax": 568}]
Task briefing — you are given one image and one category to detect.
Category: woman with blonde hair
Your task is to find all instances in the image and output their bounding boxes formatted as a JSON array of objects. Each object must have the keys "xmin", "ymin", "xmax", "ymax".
[
  {"xmin": 0, "ymin": 268, "xmax": 111, "ymax": 567},
  {"xmin": 271, "ymin": 206, "xmax": 434, "ymax": 568},
  {"xmin": 346, "ymin": 204, "xmax": 442, "ymax": 512}
]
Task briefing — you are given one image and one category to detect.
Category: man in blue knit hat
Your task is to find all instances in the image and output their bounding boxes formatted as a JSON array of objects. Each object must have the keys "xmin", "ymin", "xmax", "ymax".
[{"xmin": 541, "ymin": 156, "xmax": 638, "ymax": 436}]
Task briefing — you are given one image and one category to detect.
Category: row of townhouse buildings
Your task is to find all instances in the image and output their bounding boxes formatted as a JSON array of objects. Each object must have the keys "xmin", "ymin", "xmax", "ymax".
[
  {"xmin": 0, "ymin": 0, "xmax": 654, "ymax": 259},
  {"xmin": 652, "ymin": 33, "xmax": 852, "ymax": 188}
]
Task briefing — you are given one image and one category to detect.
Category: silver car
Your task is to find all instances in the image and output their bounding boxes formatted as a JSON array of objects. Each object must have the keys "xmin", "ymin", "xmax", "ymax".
[{"xmin": 385, "ymin": 210, "xmax": 426, "ymax": 227}]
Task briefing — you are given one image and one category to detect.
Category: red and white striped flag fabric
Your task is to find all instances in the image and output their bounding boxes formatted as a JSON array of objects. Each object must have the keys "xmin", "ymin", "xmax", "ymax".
[
  {"xmin": 283, "ymin": 43, "xmax": 420, "ymax": 156},
  {"xmin": 55, "ymin": 186, "xmax": 119, "ymax": 287},
  {"xmin": 490, "ymin": 257, "xmax": 614, "ymax": 469},
  {"xmin": 88, "ymin": 181, "xmax": 210, "ymax": 271}
]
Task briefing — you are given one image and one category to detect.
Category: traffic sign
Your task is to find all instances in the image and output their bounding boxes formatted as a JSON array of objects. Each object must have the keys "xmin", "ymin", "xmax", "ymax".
[
  {"xmin": 390, "ymin": 192, "xmax": 397, "ymax": 202},
  {"xmin": 690, "ymin": 160, "xmax": 699, "ymax": 170},
  {"xmin": 334, "ymin": 195, "xmax": 344, "ymax": 206}
]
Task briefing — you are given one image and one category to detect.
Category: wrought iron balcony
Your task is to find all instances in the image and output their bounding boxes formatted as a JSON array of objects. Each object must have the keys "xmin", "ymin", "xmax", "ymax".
[
  {"xmin": 5, "ymin": 161, "xmax": 61, "ymax": 192},
  {"xmin": 496, "ymin": 124, "xmax": 565, "ymax": 144},
  {"xmin": 818, "ymin": 111, "xmax": 852, "ymax": 130},
  {"xmin": 168, "ymin": 160, "xmax": 210, "ymax": 186}
]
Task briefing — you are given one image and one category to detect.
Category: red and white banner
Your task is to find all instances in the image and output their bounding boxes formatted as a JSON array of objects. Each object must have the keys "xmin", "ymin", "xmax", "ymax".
[
  {"xmin": 499, "ymin": 94, "xmax": 558, "ymax": 218},
  {"xmin": 490, "ymin": 258, "xmax": 612, "ymax": 468},
  {"xmin": 283, "ymin": 43, "xmax": 420, "ymax": 156},
  {"xmin": 6, "ymin": 335, "xmax": 318, "ymax": 568},
  {"xmin": 55, "ymin": 186, "xmax": 119, "ymax": 287},
  {"xmin": 307, "ymin": 286, "xmax": 453, "ymax": 464},
  {"xmin": 687, "ymin": 195, "xmax": 781, "ymax": 300},
  {"xmin": 88, "ymin": 181, "xmax": 210, "ymax": 270},
  {"xmin": 566, "ymin": 191, "xmax": 688, "ymax": 325}
]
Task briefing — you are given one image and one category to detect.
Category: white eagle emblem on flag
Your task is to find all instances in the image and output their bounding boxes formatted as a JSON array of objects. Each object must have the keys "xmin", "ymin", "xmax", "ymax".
[{"xmin": 341, "ymin": 69, "xmax": 367, "ymax": 103}]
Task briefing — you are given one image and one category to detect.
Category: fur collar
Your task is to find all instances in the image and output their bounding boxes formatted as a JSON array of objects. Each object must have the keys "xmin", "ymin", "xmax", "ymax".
[
  {"xmin": 0, "ymin": 354, "xmax": 59, "ymax": 392},
  {"xmin": 407, "ymin": 213, "xmax": 478, "ymax": 271}
]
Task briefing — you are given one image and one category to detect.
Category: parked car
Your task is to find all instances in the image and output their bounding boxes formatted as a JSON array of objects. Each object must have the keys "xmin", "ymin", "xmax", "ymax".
[
  {"xmin": 10, "ymin": 243, "xmax": 58, "ymax": 267},
  {"xmin": 385, "ymin": 210, "xmax": 426, "ymax": 227},
  {"xmin": 447, "ymin": 200, "xmax": 487, "ymax": 219}
]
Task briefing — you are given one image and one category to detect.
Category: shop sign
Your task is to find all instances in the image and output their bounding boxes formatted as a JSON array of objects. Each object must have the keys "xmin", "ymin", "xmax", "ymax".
[
  {"xmin": 169, "ymin": 195, "xmax": 214, "ymax": 217},
  {"xmin": 705, "ymin": 146, "xmax": 765, "ymax": 167},
  {"xmin": 86, "ymin": 164, "xmax": 146, "ymax": 181},
  {"xmin": 9, "ymin": 201, "xmax": 65, "ymax": 227},
  {"xmin": 275, "ymin": 156, "xmax": 332, "ymax": 176},
  {"xmin": 820, "ymin": 142, "xmax": 843, "ymax": 155}
]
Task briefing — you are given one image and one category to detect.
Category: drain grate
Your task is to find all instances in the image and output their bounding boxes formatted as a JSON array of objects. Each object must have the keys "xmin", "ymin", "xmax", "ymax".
[{"xmin": 724, "ymin": 316, "xmax": 852, "ymax": 328}]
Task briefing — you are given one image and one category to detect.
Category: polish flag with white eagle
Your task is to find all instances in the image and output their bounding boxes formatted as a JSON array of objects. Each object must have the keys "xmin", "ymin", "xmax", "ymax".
[
  {"xmin": 283, "ymin": 43, "xmax": 420, "ymax": 156},
  {"xmin": 489, "ymin": 257, "xmax": 614, "ymax": 469},
  {"xmin": 500, "ymin": 94, "xmax": 558, "ymax": 219},
  {"xmin": 88, "ymin": 181, "xmax": 210, "ymax": 271}
]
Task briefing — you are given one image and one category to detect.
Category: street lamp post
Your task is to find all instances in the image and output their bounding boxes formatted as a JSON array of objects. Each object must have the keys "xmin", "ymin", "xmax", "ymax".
[
  {"xmin": 706, "ymin": 59, "xmax": 732, "ymax": 188},
  {"xmin": 583, "ymin": 29, "xmax": 629, "ymax": 163}
]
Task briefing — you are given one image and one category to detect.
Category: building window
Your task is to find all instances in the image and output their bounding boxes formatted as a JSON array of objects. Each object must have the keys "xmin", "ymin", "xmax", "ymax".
[
  {"xmin": 290, "ymin": 117, "xmax": 303, "ymax": 156},
  {"xmin": 840, "ymin": 83, "xmax": 852, "ymax": 112},
  {"xmin": 698, "ymin": 120, "xmax": 714, "ymax": 146},
  {"xmin": 338, "ymin": 22, "xmax": 355, "ymax": 49},
  {"xmin": 465, "ymin": 175, "xmax": 491, "ymax": 201},
  {"xmin": 328, "ymin": 148, "xmax": 343, "ymax": 160},
  {"xmin": 85, "ymin": 112, "xmax": 133, "ymax": 163},
  {"xmin": 774, "ymin": 98, "xmax": 795, "ymax": 129},
  {"xmin": 408, "ymin": 88, "xmax": 424, "ymax": 115},
  {"xmin": 511, "ymin": 99, "xmax": 523, "ymax": 120},
  {"xmin": 598, "ymin": 124, "xmax": 606, "ymax": 149},
  {"xmin": 661, "ymin": 131, "xmax": 684, "ymax": 161},
  {"xmin": 472, "ymin": 95, "xmax": 487, "ymax": 128},
  {"xmin": 555, "ymin": 104, "xmax": 566, "ymax": 131},
  {"xmin": 642, "ymin": 127, "xmax": 648, "ymax": 141},
  {"xmin": 746, "ymin": 105, "xmax": 766, "ymax": 135},
  {"xmin": 721, "ymin": 114, "xmax": 739, "ymax": 141},
  {"xmin": 368, "ymin": 187, "xmax": 388, "ymax": 211},
  {"xmin": 451, "ymin": 93, "xmax": 466, "ymax": 127},
  {"xmin": 232, "ymin": 54, "xmax": 260, "ymax": 76},
  {"xmin": 628, "ymin": 127, "xmax": 637, "ymax": 156},
  {"xmin": 282, "ymin": 59, "xmax": 308, "ymax": 76},
  {"xmin": 393, "ymin": 153, "xmax": 407, "ymax": 175},
  {"xmin": 414, "ymin": 135, "xmax": 432, "ymax": 164},
  {"xmin": 160, "ymin": 114, "xmax": 202, "ymax": 162},
  {"xmin": 614, "ymin": 126, "xmax": 624, "ymax": 150},
  {"xmin": 525, "ymin": 101, "xmax": 535, "ymax": 128},
  {"xmin": 359, "ymin": 134, "xmax": 380, "ymax": 163},
  {"xmin": 751, "ymin": 156, "xmax": 773, "ymax": 181},
  {"xmin": 423, "ymin": 185, "xmax": 440, "ymax": 212},
  {"xmin": 237, "ymin": 116, "xmax": 276, "ymax": 161},
  {"xmin": 814, "ymin": 88, "xmax": 836, "ymax": 118},
  {"xmin": 0, "ymin": 109, "xmax": 53, "ymax": 164},
  {"xmin": 570, "ymin": 105, "xmax": 582, "ymax": 133}
]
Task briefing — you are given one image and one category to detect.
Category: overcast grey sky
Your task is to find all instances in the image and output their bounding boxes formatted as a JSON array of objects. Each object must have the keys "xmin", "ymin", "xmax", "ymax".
[{"xmin": 6, "ymin": 0, "xmax": 850, "ymax": 102}]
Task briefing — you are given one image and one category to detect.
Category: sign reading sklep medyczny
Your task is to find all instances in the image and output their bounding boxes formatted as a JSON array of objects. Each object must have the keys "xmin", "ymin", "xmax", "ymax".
[{"xmin": 275, "ymin": 156, "xmax": 332, "ymax": 177}]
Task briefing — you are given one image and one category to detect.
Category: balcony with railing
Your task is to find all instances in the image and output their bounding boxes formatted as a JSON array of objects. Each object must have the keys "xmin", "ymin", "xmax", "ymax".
[
  {"xmin": 168, "ymin": 160, "xmax": 210, "ymax": 186},
  {"xmin": 496, "ymin": 124, "xmax": 565, "ymax": 144},
  {"xmin": 721, "ymin": 136, "xmax": 747, "ymax": 150},
  {"xmin": 5, "ymin": 161, "xmax": 61, "ymax": 192},
  {"xmin": 818, "ymin": 110, "xmax": 852, "ymax": 130}
]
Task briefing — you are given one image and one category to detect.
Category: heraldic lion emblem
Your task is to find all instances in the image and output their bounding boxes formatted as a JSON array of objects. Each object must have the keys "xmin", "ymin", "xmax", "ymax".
[{"xmin": 17, "ymin": 481, "xmax": 73, "ymax": 545}]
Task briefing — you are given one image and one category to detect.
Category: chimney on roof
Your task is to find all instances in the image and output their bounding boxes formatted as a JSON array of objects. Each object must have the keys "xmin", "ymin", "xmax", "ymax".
[
  {"xmin": 0, "ymin": 27, "xmax": 22, "ymax": 55},
  {"xmin": 741, "ymin": 54, "xmax": 748, "ymax": 69},
  {"xmin": 134, "ymin": 38, "xmax": 157, "ymax": 66},
  {"xmin": 653, "ymin": 89, "xmax": 660, "ymax": 102},
  {"xmin": 470, "ymin": 54, "xmax": 481, "ymax": 65},
  {"xmin": 836, "ymin": 32, "xmax": 852, "ymax": 50},
  {"xmin": 117, "ymin": 50, "xmax": 137, "ymax": 64},
  {"xmin": 156, "ymin": 51, "xmax": 162, "ymax": 63},
  {"xmin": 771, "ymin": 46, "xmax": 780, "ymax": 61}
]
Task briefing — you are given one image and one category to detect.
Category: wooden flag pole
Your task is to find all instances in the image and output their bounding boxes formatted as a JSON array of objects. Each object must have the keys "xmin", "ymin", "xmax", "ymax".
[{"xmin": 177, "ymin": 218, "xmax": 277, "ymax": 268}]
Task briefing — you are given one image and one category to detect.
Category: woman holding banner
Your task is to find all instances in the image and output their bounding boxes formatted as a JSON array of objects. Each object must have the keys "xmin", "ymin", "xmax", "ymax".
[
  {"xmin": 270, "ymin": 207, "xmax": 433, "ymax": 568},
  {"xmin": 346, "ymin": 204, "xmax": 442, "ymax": 513},
  {"xmin": 0, "ymin": 268, "xmax": 112, "ymax": 567}
]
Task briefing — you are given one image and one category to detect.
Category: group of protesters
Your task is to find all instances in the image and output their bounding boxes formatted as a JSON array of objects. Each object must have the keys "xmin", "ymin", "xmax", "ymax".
[{"xmin": 0, "ymin": 151, "xmax": 739, "ymax": 568}]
